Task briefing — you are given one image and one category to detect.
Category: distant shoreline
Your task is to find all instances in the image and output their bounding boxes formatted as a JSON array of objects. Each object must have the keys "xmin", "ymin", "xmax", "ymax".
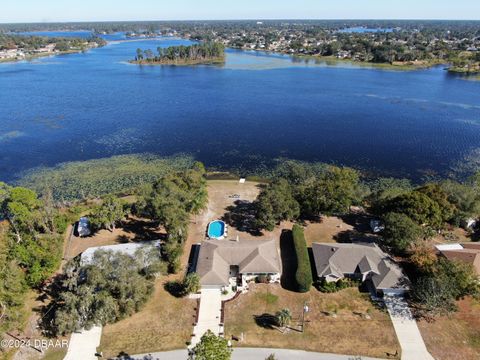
[
  {"xmin": 0, "ymin": 50, "xmax": 80, "ymax": 64},
  {"xmin": 227, "ymin": 47, "xmax": 444, "ymax": 71},
  {"xmin": 0, "ymin": 49, "xmax": 90, "ymax": 64}
]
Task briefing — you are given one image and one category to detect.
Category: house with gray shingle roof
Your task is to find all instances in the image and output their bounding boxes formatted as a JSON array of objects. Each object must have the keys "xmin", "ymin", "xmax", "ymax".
[
  {"xmin": 312, "ymin": 242, "xmax": 410, "ymax": 296},
  {"xmin": 196, "ymin": 239, "xmax": 282, "ymax": 289}
]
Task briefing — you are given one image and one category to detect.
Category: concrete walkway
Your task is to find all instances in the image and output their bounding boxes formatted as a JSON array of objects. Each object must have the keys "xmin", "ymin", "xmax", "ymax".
[
  {"xmin": 384, "ymin": 296, "xmax": 434, "ymax": 360},
  {"xmin": 64, "ymin": 326, "xmax": 102, "ymax": 360},
  {"xmin": 191, "ymin": 288, "xmax": 222, "ymax": 347},
  {"xmin": 121, "ymin": 348, "xmax": 386, "ymax": 360}
]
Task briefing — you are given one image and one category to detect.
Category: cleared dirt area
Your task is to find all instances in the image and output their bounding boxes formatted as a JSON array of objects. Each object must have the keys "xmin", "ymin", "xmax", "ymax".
[
  {"xmin": 432, "ymin": 227, "xmax": 474, "ymax": 245},
  {"xmin": 98, "ymin": 275, "xmax": 196, "ymax": 358},
  {"xmin": 303, "ymin": 217, "xmax": 353, "ymax": 245},
  {"xmin": 224, "ymin": 284, "xmax": 400, "ymax": 359},
  {"xmin": 419, "ymin": 297, "xmax": 480, "ymax": 360}
]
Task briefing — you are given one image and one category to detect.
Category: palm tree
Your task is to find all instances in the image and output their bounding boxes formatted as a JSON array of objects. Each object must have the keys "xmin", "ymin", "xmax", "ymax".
[{"xmin": 275, "ymin": 308, "xmax": 292, "ymax": 329}]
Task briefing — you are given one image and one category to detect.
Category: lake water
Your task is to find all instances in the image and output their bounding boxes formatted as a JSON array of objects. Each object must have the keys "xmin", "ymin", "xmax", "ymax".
[
  {"xmin": 1, "ymin": 33, "xmax": 480, "ymax": 181},
  {"xmin": 338, "ymin": 27, "xmax": 394, "ymax": 33},
  {"xmin": 16, "ymin": 30, "xmax": 96, "ymax": 38}
]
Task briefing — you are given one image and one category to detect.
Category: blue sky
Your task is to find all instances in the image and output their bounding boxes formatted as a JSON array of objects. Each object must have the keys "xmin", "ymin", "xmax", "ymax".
[{"xmin": 2, "ymin": 0, "xmax": 480, "ymax": 23}]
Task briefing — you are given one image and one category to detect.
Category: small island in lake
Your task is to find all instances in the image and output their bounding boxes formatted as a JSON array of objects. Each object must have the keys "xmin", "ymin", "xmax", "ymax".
[{"xmin": 130, "ymin": 42, "xmax": 225, "ymax": 65}]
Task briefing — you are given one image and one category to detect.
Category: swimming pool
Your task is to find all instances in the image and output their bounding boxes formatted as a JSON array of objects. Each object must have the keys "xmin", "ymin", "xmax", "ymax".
[{"xmin": 207, "ymin": 220, "xmax": 226, "ymax": 239}]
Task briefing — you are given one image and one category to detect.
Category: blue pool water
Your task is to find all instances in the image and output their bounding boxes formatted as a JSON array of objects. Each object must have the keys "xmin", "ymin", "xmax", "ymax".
[{"xmin": 208, "ymin": 221, "xmax": 226, "ymax": 239}]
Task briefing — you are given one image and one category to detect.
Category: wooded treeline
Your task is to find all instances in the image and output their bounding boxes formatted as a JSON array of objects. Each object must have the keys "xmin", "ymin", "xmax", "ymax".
[
  {"xmin": 0, "ymin": 183, "xmax": 72, "ymax": 333},
  {"xmin": 0, "ymin": 33, "xmax": 106, "ymax": 51},
  {"xmin": 133, "ymin": 42, "xmax": 225, "ymax": 64}
]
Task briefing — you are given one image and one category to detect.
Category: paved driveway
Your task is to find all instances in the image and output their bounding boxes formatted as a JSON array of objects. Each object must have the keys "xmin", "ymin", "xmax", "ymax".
[
  {"xmin": 64, "ymin": 326, "xmax": 102, "ymax": 360},
  {"xmin": 191, "ymin": 288, "xmax": 222, "ymax": 347},
  {"xmin": 384, "ymin": 296, "xmax": 434, "ymax": 360}
]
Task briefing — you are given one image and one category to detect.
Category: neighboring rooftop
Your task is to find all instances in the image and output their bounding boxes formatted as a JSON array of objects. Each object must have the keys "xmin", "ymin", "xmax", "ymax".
[
  {"xmin": 312, "ymin": 242, "xmax": 409, "ymax": 291},
  {"xmin": 438, "ymin": 243, "xmax": 480, "ymax": 275},
  {"xmin": 435, "ymin": 243, "xmax": 464, "ymax": 251},
  {"xmin": 80, "ymin": 240, "xmax": 161, "ymax": 266},
  {"xmin": 196, "ymin": 239, "xmax": 281, "ymax": 286}
]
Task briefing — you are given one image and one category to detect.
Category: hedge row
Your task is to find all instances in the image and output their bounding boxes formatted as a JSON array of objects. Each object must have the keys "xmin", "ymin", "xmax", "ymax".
[{"xmin": 292, "ymin": 224, "xmax": 313, "ymax": 293}]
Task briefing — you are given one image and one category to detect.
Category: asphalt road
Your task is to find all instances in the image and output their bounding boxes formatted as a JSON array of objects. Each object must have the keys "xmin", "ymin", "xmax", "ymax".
[{"xmin": 119, "ymin": 348, "xmax": 386, "ymax": 360}]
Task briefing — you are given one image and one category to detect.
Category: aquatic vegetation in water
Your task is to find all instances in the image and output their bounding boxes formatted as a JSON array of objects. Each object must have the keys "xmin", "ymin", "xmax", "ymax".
[
  {"xmin": 95, "ymin": 128, "xmax": 143, "ymax": 152},
  {"xmin": 0, "ymin": 131, "xmax": 25, "ymax": 142}
]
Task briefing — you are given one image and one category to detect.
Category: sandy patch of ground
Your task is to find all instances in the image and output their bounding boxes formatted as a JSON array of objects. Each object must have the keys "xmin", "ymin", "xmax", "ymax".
[{"xmin": 303, "ymin": 217, "xmax": 353, "ymax": 245}]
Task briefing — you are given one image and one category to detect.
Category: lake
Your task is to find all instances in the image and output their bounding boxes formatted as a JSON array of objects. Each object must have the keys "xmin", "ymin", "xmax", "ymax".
[
  {"xmin": 15, "ymin": 30, "xmax": 96, "ymax": 38},
  {"xmin": 338, "ymin": 27, "xmax": 394, "ymax": 33},
  {"xmin": 1, "ymin": 33, "xmax": 480, "ymax": 182}
]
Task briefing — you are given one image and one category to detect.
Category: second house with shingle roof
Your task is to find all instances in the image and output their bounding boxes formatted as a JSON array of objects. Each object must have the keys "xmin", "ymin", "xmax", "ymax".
[{"xmin": 311, "ymin": 242, "xmax": 410, "ymax": 296}]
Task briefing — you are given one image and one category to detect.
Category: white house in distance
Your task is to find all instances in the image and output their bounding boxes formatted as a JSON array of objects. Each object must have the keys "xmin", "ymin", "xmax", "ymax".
[
  {"xmin": 312, "ymin": 242, "xmax": 410, "ymax": 296},
  {"xmin": 195, "ymin": 239, "xmax": 282, "ymax": 291}
]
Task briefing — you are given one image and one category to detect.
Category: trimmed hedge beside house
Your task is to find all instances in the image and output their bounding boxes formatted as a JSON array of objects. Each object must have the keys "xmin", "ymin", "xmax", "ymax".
[{"xmin": 292, "ymin": 224, "xmax": 313, "ymax": 292}]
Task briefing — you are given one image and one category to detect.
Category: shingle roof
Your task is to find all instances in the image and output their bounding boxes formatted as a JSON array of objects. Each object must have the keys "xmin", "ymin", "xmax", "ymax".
[
  {"xmin": 357, "ymin": 255, "xmax": 380, "ymax": 275},
  {"xmin": 311, "ymin": 242, "xmax": 409, "ymax": 291},
  {"xmin": 371, "ymin": 259, "xmax": 409, "ymax": 290},
  {"xmin": 462, "ymin": 243, "xmax": 480, "ymax": 251},
  {"xmin": 441, "ymin": 249, "xmax": 480, "ymax": 275},
  {"xmin": 196, "ymin": 239, "xmax": 282, "ymax": 286}
]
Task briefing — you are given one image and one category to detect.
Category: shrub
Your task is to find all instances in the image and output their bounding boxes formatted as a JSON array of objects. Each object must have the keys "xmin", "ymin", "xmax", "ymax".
[
  {"xmin": 193, "ymin": 330, "xmax": 232, "ymax": 360},
  {"xmin": 317, "ymin": 280, "xmax": 339, "ymax": 293},
  {"xmin": 183, "ymin": 273, "xmax": 200, "ymax": 295},
  {"xmin": 411, "ymin": 257, "xmax": 479, "ymax": 316},
  {"xmin": 256, "ymin": 274, "xmax": 270, "ymax": 283},
  {"xmin": 292, "ymin": 224, "xmax": 312, "ymax": 292},
  {"xmin": 317, "ymin": 278, "xmax": 357, "ymax": 293},
  {"xmin": 53, "ymin": 213, "xmax": 69, "ymax": 234}
]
